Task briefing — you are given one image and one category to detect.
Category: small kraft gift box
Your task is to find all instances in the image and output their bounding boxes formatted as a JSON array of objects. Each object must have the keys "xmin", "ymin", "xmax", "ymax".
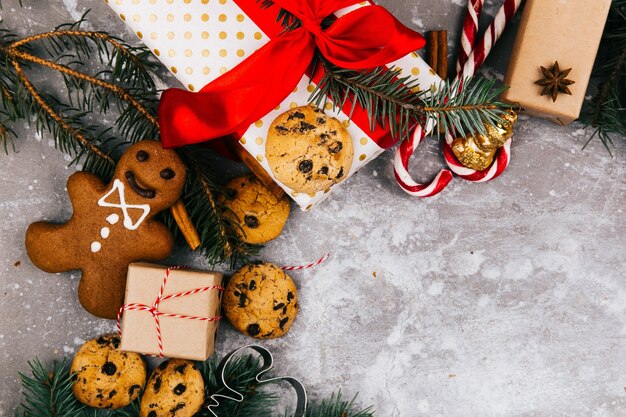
[
  {"xmin": 106, "ymin": 0, "xmax": 442, "ymax": 210},
  {"xmin": 118, "ymin": 263, "xmax": 223, "ymax": 361},
  {"xmin": 502, "ymin": 0, "xmax": 612, "ymax": 125}
]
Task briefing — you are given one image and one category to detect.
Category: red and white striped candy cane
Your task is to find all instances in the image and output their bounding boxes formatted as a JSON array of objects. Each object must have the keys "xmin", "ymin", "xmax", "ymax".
[
  {"xmin": 456, "ymin": 0, "xmax": 484, "ymax": 74},
  {"xmin": 391, "ymin": 0, "xmax": 523, "ymax": 197},
  {"xmin": 393, "ymin": 123, "xmax": 453, "ymax": 197},
  {"xmin": 456, "ymin": 0, "xmax": 523, "ymax": 81},
  {"xmin": 444, "ymin": 0, "xmax": 523, "ymax": 182}
]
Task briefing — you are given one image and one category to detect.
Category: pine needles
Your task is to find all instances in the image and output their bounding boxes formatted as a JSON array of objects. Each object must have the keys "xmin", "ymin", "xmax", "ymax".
[
  {"xmin": 0, "ymin": 13, "xmax": 162, "ymax": 178},
  {"xmin": 260, "ymin": 2, "xmax": 511, "ymax": 141},
  {"xmin": 15, "ymin": 355, "xmax": 374, "ymax": 417},
  {"xmin": 17, "ymin": 359, "xmax": 84, "ymax": 417},
  {"xmin": 581, "ymin": 0, "xmax": 626, "ymax": 154},
  {"xmin": 197, "ymin": 354, "xmax": 278, "ymax": 416},
  {"xmin": 305, "ymin": 392, "xmax": 375, "ymax": 417},
  {"xmin": 312, "ymin": 58, "xmax": 510, "ymax": 142},
  {"xmin": 163, "ymin": 145, "xmax": 261, "ymax": 268}
]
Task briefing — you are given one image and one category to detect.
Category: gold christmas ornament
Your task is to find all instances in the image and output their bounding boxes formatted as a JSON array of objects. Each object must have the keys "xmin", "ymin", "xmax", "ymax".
[{"xmin": 451, "ymin": 110, "xmax": 518, "ymax": 171}]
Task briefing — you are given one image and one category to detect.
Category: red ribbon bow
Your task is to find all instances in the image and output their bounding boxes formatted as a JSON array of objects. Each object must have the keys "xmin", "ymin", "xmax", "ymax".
[{"xmin": 158, "ymin": 0, "xmax": 426, "ymax": 149}]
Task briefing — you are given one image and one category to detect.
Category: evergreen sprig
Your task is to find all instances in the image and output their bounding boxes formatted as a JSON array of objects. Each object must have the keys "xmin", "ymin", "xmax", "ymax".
[
  {"xmin": 258, "ymin": 0, "xmax": 302, "ymax": 32},
  {"xmin": 17, "ymin": 359, "xmax": 84, "ymax": 417},
  {"xmin": 312, "ymin": 58, "xmax": 510, "ymax": 141},
  {"xmin": 163, "ymin": 145, "xmax": 262, "ymax": 268},
  {"xmin": 581, "ymin": 0, "xmax": 626, "ymax": 154},
  {"xmin": 0, "ymin": 13, "xmax": 162, "ymax": 178},
  {"xmin": 15, "ymin": 355, "xmax": 375, "ymax": 417},
  {"xmin": 305, "ymin": 392, "xmax": 375, "ymax": 417}
]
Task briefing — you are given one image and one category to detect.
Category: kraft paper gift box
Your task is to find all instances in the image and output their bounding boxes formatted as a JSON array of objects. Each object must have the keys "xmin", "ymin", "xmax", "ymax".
[
  {"xmin": 107, "ymin": 0, "xmax": 442, "ymax": 210},
  {"xmin": 119, "ymin": 262, "xmax": 223, "ymax": 361},
  {"xmin": 502, "ymin": 0, "xmax": 612, "ymax": 125}
]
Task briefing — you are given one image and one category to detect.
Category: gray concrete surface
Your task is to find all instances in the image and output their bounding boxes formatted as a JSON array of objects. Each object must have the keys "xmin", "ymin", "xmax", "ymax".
[{"xmin": 1, "ymin": 1, "xmax": 625, "ymax": 416}]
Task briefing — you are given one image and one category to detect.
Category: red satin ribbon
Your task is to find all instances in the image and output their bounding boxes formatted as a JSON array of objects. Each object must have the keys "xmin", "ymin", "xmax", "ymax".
[{"xmin": 158, "ymin": 0, "xmax": 425, "ymax": 149}]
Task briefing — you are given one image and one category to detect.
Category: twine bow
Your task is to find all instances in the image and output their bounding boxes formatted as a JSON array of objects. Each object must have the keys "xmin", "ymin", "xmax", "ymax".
[
  {"xmin": 158, "ymin": 0, "xmax": 425, "ymax": 149},
  {"xmin": 117, "ymin": 267, "xmax": 224, "ymax": 358}
]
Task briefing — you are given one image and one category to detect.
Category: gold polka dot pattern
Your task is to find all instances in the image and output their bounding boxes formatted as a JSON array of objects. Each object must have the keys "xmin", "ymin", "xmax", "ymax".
[
  {"xmin": 106, "ymin": 0, "xmax": 442, "ymax": 210},
  {"xmin": 107, "ymin": 0, "xmax": 269, "ymax": 89}
]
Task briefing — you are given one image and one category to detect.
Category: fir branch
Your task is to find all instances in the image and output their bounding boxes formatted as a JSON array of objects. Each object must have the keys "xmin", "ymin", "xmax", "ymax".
[
  {"xmin": 5, "ymin": 47, "xmax": 158, "ymax": 126},
  {"xmin": 15, "ymin": 355, "xmax": 376, "ymax": 417},
  {"xmin": 163, "ymin": 146, "xmax": 262, "ymax": 268},
  {"xmin": 256, "ymin": 0, "xmax": 334, "ymax": 32},
  {"xmin": 17, "ymin": 359, "xmax": 84, "ymax": 417},
  {"xmin": 9, "ymin": 58, "xmax": 116, "ymax": 176},
  {"xmin": 257, "ymin": 0, "xmax": 301, "ymax": 31},
  {"xmin": 312, "ymin": 58, "xmax": 510, "ymax": 141},
  {"xmin": 581, "ymin": 0, "xmax": 626, "ymax": 154},
  {"xmin": 0, "ymin": 15, "xmax": 162, "ymax": 178},
  {"xmin": 305, "ymin": 392, "xmax": 375, "ymax": 417}
]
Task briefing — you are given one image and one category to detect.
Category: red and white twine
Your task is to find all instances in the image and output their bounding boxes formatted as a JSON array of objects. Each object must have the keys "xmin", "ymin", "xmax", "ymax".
[
  {"xmin": 281, "ymin": 253, "xmax": 329, "ymax": 271},
  {"xmin": 392, "ymin": 0, "xmax": 523, "ymax": 197},
  {"xmin": 117, "ymin": 266, "xmax": 224, "ymax": 358},
  {"xmin": 116, "ymin": 258, "xmax": 327, "ymax": 357}
]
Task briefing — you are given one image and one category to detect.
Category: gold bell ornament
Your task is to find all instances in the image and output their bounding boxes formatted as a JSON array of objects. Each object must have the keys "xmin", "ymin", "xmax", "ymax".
[{"xmin": 451, "ymin": 110, "xmax": 518, "ymax": 171}]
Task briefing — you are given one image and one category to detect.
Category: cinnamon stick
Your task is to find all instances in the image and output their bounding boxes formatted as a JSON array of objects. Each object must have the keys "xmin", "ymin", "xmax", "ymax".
[
  {"xmin": 228, "ymin": 139, "xmax": 286, "ymax": 199},
  {"xmin": 427, "ymin": 31, "xmax": 439, "ymax": 74},
  {"xmin": 437, "ymin": 30, "xmax": 448, "ymax": 80},
  {"xmin": 427, "ymin": 30, "xmax": 448, "ymax": 80},
  {"xmin": 170, "ymin": 199, "xmax": 201, "ymax": 251}
]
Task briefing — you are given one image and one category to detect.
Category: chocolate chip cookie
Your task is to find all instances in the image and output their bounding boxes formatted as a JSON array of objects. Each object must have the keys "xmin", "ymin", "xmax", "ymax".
[
  {"xmin": 71, "ymin": 334, "xmax": 147, "ymax": 409},
  {"xmin": 223, "ymin": 262, "xmax": 298, "ymax": 339},
  {"xmin": 140, "ymin": 359, "xmax": 204, "ymax": 417},
  {"xmin": 266, "ymin": 106, "xmax": 354, "ymax": 194},
  {"xmin": 221, "ymin": 175, "xmax": 290, "ymax": 244}
]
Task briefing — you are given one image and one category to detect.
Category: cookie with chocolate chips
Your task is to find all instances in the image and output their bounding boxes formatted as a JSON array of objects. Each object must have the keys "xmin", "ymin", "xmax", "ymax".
[
  {"xmin": 139, "ymin": 359, "xmax": 204, "ymax": 417},
  {"xmin": 70, "ymin": 334, "xmax": 146, "ymax": 409},
  {"xmin": 220, "ymin": 175, "xmax": 290, "ymax": 244},
  {"xmin": 222, "ymin": 262, "xmax": 298, "ymax": 339},
  {"xmin": 266, "ymin": 106, "xmax": 353, "ymax": 194}
]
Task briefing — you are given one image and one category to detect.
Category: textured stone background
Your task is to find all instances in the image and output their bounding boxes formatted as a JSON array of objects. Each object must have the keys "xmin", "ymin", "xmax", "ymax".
[{"xmin": 1, "ymin": 1, "xmax": 625, "ymax": 416}]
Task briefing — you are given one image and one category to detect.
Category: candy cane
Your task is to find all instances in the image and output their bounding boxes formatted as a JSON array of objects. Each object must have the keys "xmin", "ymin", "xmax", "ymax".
[
  {"xmin": 393, "ymin": 124, "xmax": 453, "ymax": 197},
  {"xmin": 457, "ymin": 0, "xmax": 523, "ymax": 81},
  {"xmin": 456, "ymin": 0, "xmax": 484, "ymax": 74},
  {"xmin": 392, "ymin": 0, "xmax": 523, "ymax": 197},
  {"xmin": 444, "ymin": 0, "xmax": 523, "ymax": 182}
]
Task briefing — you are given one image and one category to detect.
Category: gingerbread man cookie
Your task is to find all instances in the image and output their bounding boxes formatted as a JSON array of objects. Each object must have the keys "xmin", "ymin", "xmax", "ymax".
[{"xmin": 25, "ymin": 141, "xmax": 186, "ymax": 319}]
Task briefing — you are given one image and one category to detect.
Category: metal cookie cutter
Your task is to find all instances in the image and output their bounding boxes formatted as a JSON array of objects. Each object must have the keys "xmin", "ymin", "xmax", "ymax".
[{"xmin": 206, "ymin": 345, "xmax": 307, "ymax": 417}]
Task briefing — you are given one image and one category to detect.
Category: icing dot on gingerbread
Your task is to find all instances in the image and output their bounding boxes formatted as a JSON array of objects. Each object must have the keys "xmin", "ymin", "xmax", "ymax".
[
  {"xmin": 91, "ymin": 242, "xmax": 102, "ymax": 253},
  {"xmin": 100, "ymin": 227, "xmax": 110, "ymax": 239},
  {"xmin": 106, "ymin": 214, "xmax": 120, "ymax": 225}
]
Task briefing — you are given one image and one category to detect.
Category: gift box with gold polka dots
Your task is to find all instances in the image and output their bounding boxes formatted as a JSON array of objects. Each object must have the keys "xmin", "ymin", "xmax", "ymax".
[{"xmin": 106, "ymin": 0, "xmax": 442, "ymax": 210}]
